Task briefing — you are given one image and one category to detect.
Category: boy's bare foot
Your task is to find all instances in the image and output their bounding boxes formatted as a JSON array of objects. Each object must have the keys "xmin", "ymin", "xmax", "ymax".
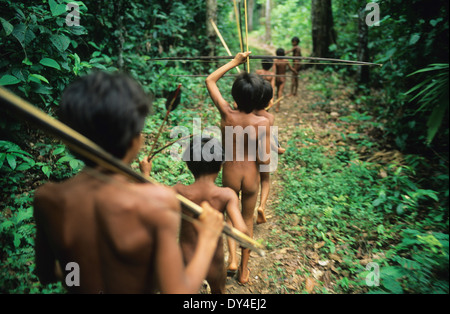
[
  {"xmin": 227, "ymin": 262, "xmax": 238, "ymax": 276},
  {"xmin": 256, "ymin": 206, "xmax": 267, "ymax": 224},
  {"xmin": 287, "ymin": 93, "xmax": 294, "ymax": 98},
  {"xmin": 238, "ymin": 266, "xmax": 251, "ymax": 285},
  {"xmin": 277, "ymin": 147, "xmax": 286, "ymax": 155}
]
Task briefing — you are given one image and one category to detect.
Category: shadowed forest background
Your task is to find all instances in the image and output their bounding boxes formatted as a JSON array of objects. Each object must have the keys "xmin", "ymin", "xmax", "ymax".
[{"xmin": 0, "ymin": 0, "xmax": 448, "ymax": 294}]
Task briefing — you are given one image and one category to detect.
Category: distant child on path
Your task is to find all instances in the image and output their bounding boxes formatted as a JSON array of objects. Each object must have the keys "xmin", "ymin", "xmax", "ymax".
[
  {"xmin": 286, "ymin": 36, "xmax": 302, "ymax": 97},
  {"xmin": 255, "ymin": 59, "xmax": 275, "ymax": 106},
  {"xmin": 206, "ymin": 52, "xmax": 272, "ymax": 285},
  {"xmin": 274, "ymin": 48, "xmax": 297, "ymax": 112},
  {"xmin": 171, "ymin": 136, "xmax": 248, "ymax": 294}
]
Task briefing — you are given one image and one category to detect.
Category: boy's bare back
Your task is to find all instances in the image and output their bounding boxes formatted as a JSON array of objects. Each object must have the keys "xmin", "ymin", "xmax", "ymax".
[
  {"xmin": 274, "ymin": 59, "xmax": 290, "ymax": 84},
  {"xmin": 255, "ymin": 69, "xmax": 274, "ymax": 84},
  {"xmin": 34, "ymin": 172, "xmax": 180, "ymax": 293},
  {"xmin": 175, "ymin": 181, "xmax": 239, "ymax": 252}
]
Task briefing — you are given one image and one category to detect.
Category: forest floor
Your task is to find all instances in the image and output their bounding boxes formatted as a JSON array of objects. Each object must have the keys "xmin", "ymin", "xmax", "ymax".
[
  {"xmin": 222, "ymin": 37, "xmax": 349, "ymax": 294},
  {"xmin": 225, "ymin": 70, "xmax": 347, "ymax": 294}
]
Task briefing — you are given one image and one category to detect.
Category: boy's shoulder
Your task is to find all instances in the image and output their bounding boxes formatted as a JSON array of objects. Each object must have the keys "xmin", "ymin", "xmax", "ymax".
[
  {"xmin": 135, "ymin": 183, "xmax": 179, "ymax": 210},
  {"xmin": 218, "ymin": 186, "xmax": 238, "ymax": 200},
  {"xmin": 132, "ymin": 183, "xmax": 181, "ymax": 227},
  {"xmin": 34, "ymin": 181, "xmax": 61, "ymax": 212},
  {"xmin": 210, "ymin": 185, "xmax": 238, "ymax": 207},
  {"xmin": 257, "ymin": 110, "xmax": 274, "ymax": 125},
  {"xmin": 253, "ymin": 112, "xmax": 271, "ymax": 126},
  {"xmin": 34, "ymin": 175, "xmax": 82, "ymax": 211}
]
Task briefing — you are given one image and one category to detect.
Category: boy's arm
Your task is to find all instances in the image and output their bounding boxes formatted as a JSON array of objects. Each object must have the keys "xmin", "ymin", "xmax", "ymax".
[
  {"xmin": 33, "ymin": 193, "xmax": 59, "ymax": 285},
  {"xmin": 287, "ymin": 61, "xmax": 298, "ymax": 74},
  {"xmin": 149, "ymin": 192, "xmax": 223, "ymax": 294},
  {"xmin": 139, "ymin": 157, "xmax": 152, "ymax": 178},
  {"xmin": 205, "ymin": 52, "xmax": 251, "ymax": 118},
  {"xmin": 257, "ymin": 117, "xmax": 272, "ymax": 165}
]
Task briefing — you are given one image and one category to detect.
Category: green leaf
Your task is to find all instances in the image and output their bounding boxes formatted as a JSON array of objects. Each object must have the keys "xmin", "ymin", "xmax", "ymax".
[
  {"xmin": 0, "ymin": 17, "xmax": 13, "ymax": 36},
  {"xmin": 13, "ymin": 233, "xmax": 21, "ymax": 248},
  {"xmin": 372, "ymin": 198, "xmax": 384, "ymax": 207},
  {"xmin": 12, "ymin": 23, "xmax": 26, "ymax": 44},
  {"xmin": 57, "ymin": 155, "xmax": 74, "ymax": 163},
  {"xmin": 409, "ymin": 33, "xmax": 420, "ymax": 46},
  {"xmin": 396, "ymin": 204, "xmax": 404, "ymax": 215},
  {"xmin": 0, "ymin": 74, "xmax": 21, "ymax": 86},
  {"xmin": 0, "ymin": 153, "xmax": 6, "ymax": 169},
  {"xmin": 49, "ymin": 0, "xmax": 68, "ymax": 17},
  {"xmin": 39, "ymin": 58, "xmax": 61, "ymax": 70},
  {"xmin": 382, "ymin": 276, "xmax": 403, "ymax": 294},
  {"xmin": 42, "ymin": 165, "xmax": 51, "ymax": 178},
  {"xmin": 11, "ymin": 23, "xmax": 35, "ymax": 46},
  {"xmin": 22, "ymin": 58, "xmax": 33, "ymax": 66},
  {"xmin": 427, "ymin": 97, "xmax": 448, "ymax": 144},
  {"xmin": 52, "ymin": 146, "xmax": 65, "ymax": 155},
  {"xmin": 50, "ymin": 34, "xmax": 71, "ymax": 52},
  {"xmin": 29, "ymin": 74, "xmax": 49, "ymax": 84},
  {"xmin": 6, "ymin": 154, "xmax": 16, "ymax": 170},
  {"xmin": 16, "ymin": 163, "xmax": 32, "ymax": 171},
  {"xmin": 69, "ymin": 159, "xmax": 80, "ymax": 170}
]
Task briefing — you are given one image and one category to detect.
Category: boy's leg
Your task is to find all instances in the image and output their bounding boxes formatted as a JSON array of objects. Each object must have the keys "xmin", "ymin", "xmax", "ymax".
[
  {"xmin": 238, "ymin": 187, "xmax": 259, "ymax": 284},
  {"xmin": 226, "ymin": 215, "xmax": 239, "ymax": 273},
  {"xmin": 257, "ymin": 172, "xmax": 270, "ymax": 224},
  {"xmin": 276, "ymin": 81, "xmax": 285, "ymax": 112},
  {"xmin": 207, "ymin": 248, "xmax": 226, "ymax": 294},
  {"xmin": 223, "ymin": 170, "xmax": 241, "ymax": 274},
  {"xmin": 291, "ymin": 75, "xmax": 298, "ymax": 96},
  {"xmin": 293, "ymin": 65, "xmax": 301, "ymax": 96}
]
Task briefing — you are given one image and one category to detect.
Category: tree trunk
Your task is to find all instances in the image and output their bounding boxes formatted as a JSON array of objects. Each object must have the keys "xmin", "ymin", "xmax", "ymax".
[
  {"xmin": 265, "ymin": 0, "xmax": 271, "ymax": 43},
  {"xmin": 206, "ymin": 0, "xmax": 217, "ymax": 57},
  {"xmin": 248, "ymin": 0, "xmax": 255, "ymax": 31},
  {"xmin": 311, "ymin": 0, "xmax": 336, "ymax": 58},
  {"xmin": 357, "ymin": 7, "xmax": 370, "ymax": 84},
  {"xmin": 112, "ymin": 0, "xmax": 125, "ymax": 70}
]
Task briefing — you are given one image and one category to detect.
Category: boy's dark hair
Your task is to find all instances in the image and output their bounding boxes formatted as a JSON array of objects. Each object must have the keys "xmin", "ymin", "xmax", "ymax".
[
  {"xmin": 292, "ymin": 36, "xmax": 300, "ymax": 44},
  {"xmin": 256, "ymin": 80, "xmax": 273, "ymax": 110},
  {"xmin": 183, "ymin": 136, "xmax": 224, "ymax": 178},
  {"xmin": 231, "ymin": 72, "xmax": 264, "ymax": 113},
  {"xmin": 262, "ymin": 59, "xmax": 273, "ymax": 71},
  {"xmin": 276, "ymin": 48, "xmax": 285, "ymax": 56},
  {"xmin": 59, "ymin": 71, "xmax": 150, "ymax": 166}
]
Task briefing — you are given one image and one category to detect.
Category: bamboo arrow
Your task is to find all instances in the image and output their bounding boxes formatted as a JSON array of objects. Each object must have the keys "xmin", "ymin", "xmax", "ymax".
[
  {"xmin": 149, "ymin": 55, "xmax": 382, "ymax": 67},
  {"xmin": 0, "ymin": 86, "xmax": 265, "ymax": 256},
  {"xmin": 209, "ymin": 18, "xmax": 240, "ymax": 74},
  {"xmin": 244, "ymin": 0, "xmax": 250, "ymax": 73}
]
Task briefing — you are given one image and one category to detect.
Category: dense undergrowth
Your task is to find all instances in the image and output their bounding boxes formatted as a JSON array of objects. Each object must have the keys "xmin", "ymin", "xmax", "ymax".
[{"xmin": 272, "ymin": 72, "xmax": 449, "ymax": 294}]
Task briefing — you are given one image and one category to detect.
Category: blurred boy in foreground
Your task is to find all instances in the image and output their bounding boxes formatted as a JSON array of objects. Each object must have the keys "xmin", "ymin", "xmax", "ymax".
[{"xmin": 34, "ymin": 72, "xmax": 223, "ymax": 294}]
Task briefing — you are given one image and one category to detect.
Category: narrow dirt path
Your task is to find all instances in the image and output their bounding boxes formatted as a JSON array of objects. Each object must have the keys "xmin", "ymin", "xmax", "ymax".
[{"xmin": 223, "ymin": 63, "xmax": 359, "ymax": 294}]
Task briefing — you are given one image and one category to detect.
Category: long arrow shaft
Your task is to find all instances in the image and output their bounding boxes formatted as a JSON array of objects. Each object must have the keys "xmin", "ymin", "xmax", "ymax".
[{"xmin": 149, "ymin": 55, "xmax": 381, "ymax": 66}]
